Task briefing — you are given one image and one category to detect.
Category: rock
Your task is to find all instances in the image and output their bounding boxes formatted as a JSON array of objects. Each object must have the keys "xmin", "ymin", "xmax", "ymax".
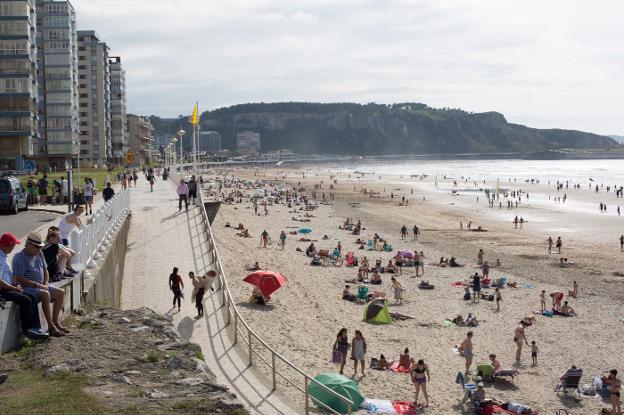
[
  {"xmin": 162, "ymin": 327, "xmax": 180, "ymax": 340},
  {"xmin": 46, "ymin": 363, "xmax": 70, "ymax": 375},
  {"xmin": 142, "ymin": 318, "xmax": 164, "ymax": 328},
  {"xmin": 125, "ymin": 370, "xmax": 141, "ymax": 376},
  {"xmin": 117, "ymin": 317, "xmax": 132, "ymax": 324},
  {"xmin": 103, "ymin": 391, "xmax": 113, "ymax": 397},
  {"xmin": 145, "ymin": 389, "xmax": 169, "ymax": 400},
  {"xmin": 130, "ymin": 326, "xmax": 152, "ymax": 334},
  {"xmin": 66, "ymin": 359, "xmax": 81, "ymax": 368},
  {"xmin": 165, "ymin": 356, "xmax": 182, "ymax": 370},
  {"xmin": 112, "ymin": 374, "xmax": 133, "ymax": 385},
  {"xmin": 176, "ymin": 377, "xmax": 205, "ymax": 386}
]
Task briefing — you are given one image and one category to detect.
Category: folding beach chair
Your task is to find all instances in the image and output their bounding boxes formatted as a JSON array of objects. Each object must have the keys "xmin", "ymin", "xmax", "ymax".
[
  {"xmin": 555, "ymin": 368, "xmax": 582, "ymax": 397},
  {"xmin": 356, "ymin": 286, "xmax": 369, "ymax": 303}
]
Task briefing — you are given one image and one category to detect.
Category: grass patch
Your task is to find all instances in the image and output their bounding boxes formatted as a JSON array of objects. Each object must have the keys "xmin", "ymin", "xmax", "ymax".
[
  {"xmin": 0, "ymin": 370, "xmax": 114, "ymax": 415},
  {"xmin": 14, "ymin": 338, "xmax": 38, "ymax": 359},
  {"xmin": 18, "ymin": 168, "xmax": 124, "ymax": 192},
  {"xmin": 194, "ymin": 350, "xmax": 205, "ymax": 361},
  {"xmin": 144, "ymin": 350, "xmax": 165, "ymax": 363}
]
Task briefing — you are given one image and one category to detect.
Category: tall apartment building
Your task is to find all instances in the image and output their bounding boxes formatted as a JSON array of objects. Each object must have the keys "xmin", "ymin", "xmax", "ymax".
[
  {"xmin": 199, "ymin": 130, "xmax": 222, "ymax": 155},
  {"xmin": 76, "ymin": 30, "xmax": 110, "ymax": 168},
  {"xmin": 127, "ymin": 114, "xmax": 153, "ymax": 165},
  {"xmin": 0, "ymin": 0, "xmax": 38, "ymax": 170},
  {"xmin": 109, "ymin": 56, "xmax": 126, "ymax": 163},
  {"xmin": 35, "ymin": 0, "xmax": 79, "ymax": 169}
]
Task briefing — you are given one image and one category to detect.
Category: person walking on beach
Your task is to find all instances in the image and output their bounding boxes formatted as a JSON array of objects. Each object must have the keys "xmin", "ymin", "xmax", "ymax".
[
  {"xmin": 477, "ymin": 249, "xmax": 484, "ymax": 265},
  {"xmin": 261, "ymin": 230, "xmax": 269, "ymax": 248},
  {"xmin": 279, "ymin": 231, "xmax": 287, "ymax": 250},
  {"xmin": 472, "ymin": 273, "xmax": 481, "ymax": 303},
  {"xmin": 410, "ymin": 359, "xmax": 430, "ymax": 408},
  {"xmin": 531, "ymin": 341, "xmax": 538, "ymax": 366},
  {"xmin": 620, "ymin": 235, "xmax": 624, "ymax": 252},
  {"xmin": 556, "ymin": 236, "xmax": 563, "ymax": 254},
  {"xmin": 481, "ymin": 261, "xmax": 490, "ymax": 279},
  {"xmin": 333, "ymin": 328, "xmax": 349, "ymax": 375},
  {"xmin": 177, "ymin": 179, "xmax": 189, "ymax": 211},
  {"xmin": 391, "ymin": 277, "xmax": 403, "ymax": 305},
  {"xmin": 351, "ymin": 330, "xmax": 367, "ymax": 377},
  {"xmin": 495, "ymin": 287, "xmax": 502, "ymax": 312},
  {"xmin": 514, "ymin": 321, "xmax": 530, "ymax": 362},
  {"xmin": 413, "ymin": 225, "xmax": 420, "ymax": 240},
  {"xmin": 607, "ymin": 369, "xmax": 621, "ymax": 415},
  {"xmin": 547, "ymin": 237, "xmax": 553, "ymax": 254},
  {"xmin": 458, "ymin": 331, "xmax": 474, "ymax": 375},
  {"xmin": 168, "ymin": 267, "xmax": 184, "ymax": 311},
  {"xmin": 413, "ymin": 251, "xmax": 421, "ymax": 277},
  {"xmin": 400, "ymin": 225, "xmax": 408, "ymax": 240}
]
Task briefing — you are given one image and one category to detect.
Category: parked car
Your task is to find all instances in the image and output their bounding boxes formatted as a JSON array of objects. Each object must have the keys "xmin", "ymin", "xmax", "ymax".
[{"xmin": 0, "ymin": 177, "xmax": 28, "ymax": 214}]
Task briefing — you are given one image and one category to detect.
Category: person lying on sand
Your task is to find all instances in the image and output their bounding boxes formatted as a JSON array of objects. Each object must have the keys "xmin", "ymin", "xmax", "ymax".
[
  {"xmin": 466, "ymin": 313, "xmax": 479, "ymax": 327},
  {"xmin": 247, "ymin": 261, "xmax": 261, "ymax": 271},
  {"xmin": 236, "ymin": 229, "xmax": 252, "ymax": 238}
]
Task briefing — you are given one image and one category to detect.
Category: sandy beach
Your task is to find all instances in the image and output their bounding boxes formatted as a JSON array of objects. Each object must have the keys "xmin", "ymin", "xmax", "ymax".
[{"xmin": 205, "ymin": 162, "xmax": 624, "ymax": 414}]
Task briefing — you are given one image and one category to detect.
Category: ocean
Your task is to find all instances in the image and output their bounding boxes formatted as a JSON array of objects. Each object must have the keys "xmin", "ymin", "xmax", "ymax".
[{"xmin": 332, "ymin": 159, "xmax": 624, "ymax": 186}]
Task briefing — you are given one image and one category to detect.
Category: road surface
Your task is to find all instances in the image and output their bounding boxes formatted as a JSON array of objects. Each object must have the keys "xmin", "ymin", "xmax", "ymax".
[{"xmin": 0, "ymin": 210, "xmax": 61, "ymax": 240}]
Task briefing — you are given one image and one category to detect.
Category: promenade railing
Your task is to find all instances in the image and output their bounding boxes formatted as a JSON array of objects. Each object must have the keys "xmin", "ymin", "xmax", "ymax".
[
  {"xmin": 197, "ymin": 188, "xmax": 353, "ymax": 414},
  {"xmin": 69, "ymin": 189, "xmax": 131, "ymax": 277}
]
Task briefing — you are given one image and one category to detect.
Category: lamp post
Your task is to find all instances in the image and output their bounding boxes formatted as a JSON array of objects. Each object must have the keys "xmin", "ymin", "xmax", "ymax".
[
  {"xmin": 177, "ymin": 129, "xmax": 185, "ymax": 169},
  {"xmin": 170, "ymin": 138, "xmax": 177, "ymax": 167}
]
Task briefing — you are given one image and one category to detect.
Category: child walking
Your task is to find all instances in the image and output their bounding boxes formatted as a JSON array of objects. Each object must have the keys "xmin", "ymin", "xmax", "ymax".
[{"xmin": 531, "ymin": 341, "xmax": 538, "ymax": 366}]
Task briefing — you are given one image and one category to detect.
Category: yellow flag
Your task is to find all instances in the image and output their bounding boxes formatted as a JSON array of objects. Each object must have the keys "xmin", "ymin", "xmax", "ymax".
[{"xmin": 191, "ymin": 102, "xmax": 198, "ymax": 126}]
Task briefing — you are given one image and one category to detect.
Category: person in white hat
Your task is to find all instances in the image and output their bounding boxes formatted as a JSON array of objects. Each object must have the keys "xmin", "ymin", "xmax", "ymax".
[
  {"xmin": 12, "ymin": 231, "xmax": 68, "ymax": 337},
  {"xmin": 473, "ymin": 382, "xmax": 486, "ymax": 402}
]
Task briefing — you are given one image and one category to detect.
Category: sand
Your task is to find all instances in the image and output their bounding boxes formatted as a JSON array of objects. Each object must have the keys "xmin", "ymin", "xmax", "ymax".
[{"xmin": 206, "ymin": 165, "xmax": 623, "ymax": 414}]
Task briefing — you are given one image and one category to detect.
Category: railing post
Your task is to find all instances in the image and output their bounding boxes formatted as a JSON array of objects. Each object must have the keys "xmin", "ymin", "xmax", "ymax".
[
  {"xmin": 233, "ymin": 313, "xmax": 238, "ymax": 345},
  {"xmin": 272, "ymin": 352, "xmax": 276, "ymax": 391},
  {"xmin": 248, "ymin": 331, "xmax": 252, "ymax": 366},
  {"xmin": 304, "ymin": 377, "xmax": 309, "ymax": 415}
]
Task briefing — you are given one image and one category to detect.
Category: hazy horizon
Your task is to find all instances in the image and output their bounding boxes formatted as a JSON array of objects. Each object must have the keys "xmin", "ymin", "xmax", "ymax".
[{"xmin": 73, "ymin": 0, "xmax": 624, "ymax": 136}]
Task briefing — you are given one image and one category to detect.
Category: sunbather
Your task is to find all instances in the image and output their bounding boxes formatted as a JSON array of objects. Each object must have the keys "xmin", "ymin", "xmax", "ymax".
[
  {"xmin": 370, "ymin": 271, "xmax": 382, "ymax": 285},
  {"xmin": 342, "ymin": 285, "xmax": 356, "ymax": 302},
  {"xmin": 449, "ymin": 257, "xmax": 461, "ymax": 267},
  {"xmin": 560, "ymin": 301, "xmax": 575, "ymax": 315},
  {"xmin": 377, "ymin": 354, "xmax": 390, "ymax": 370},
  {"xmin": 398, "ymin": 348, "xmax": 415, "ymax": 370},
  {"xmin": 466, "ymin": 313, "xmax": 479, "ymax": 327},
  {"xmin": 247, "ymin": 261, "xmax": 261, "ymax": 271}
]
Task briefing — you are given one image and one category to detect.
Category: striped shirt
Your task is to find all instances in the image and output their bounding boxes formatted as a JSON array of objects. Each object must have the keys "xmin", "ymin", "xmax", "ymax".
[{"xmin": 12, "ymin": 250, "xmax": 46, "ymax": 284}]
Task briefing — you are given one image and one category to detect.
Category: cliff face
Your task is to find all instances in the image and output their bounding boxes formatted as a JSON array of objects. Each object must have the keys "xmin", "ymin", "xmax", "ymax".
[{"xmin": 177, "ymin": 102, "xmax": 618, "ymax": 155}]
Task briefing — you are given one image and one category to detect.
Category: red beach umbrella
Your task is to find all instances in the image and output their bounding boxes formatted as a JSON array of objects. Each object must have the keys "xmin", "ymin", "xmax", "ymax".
[{"xmin": 243, "ymin": 271, "xmax": 288, "ymax": 298}]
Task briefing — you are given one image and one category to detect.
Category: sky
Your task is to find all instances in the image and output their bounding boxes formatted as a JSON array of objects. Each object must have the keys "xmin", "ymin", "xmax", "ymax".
[{"xmin": 72, "ymin": 0, "xmax": 624, "ymax": 135}]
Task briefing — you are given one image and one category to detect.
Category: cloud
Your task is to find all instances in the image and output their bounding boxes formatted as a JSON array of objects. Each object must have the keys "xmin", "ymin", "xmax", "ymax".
[{"xmin": 71, "ymin": 0, "xmax": 624, "ymax": 134}]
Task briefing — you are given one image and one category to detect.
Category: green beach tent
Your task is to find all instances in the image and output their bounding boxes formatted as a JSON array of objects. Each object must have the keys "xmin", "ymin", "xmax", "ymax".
[
  {"xmin": 363, "ymin": 298, "xmax": 393, "ymax": 324},
  {"xmin": 307, "ymin": 372, "xmax": 364, "ymax": 413}
]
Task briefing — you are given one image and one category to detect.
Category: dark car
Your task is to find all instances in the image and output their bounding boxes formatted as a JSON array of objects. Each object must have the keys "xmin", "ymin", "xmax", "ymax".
[{"xmin": 0, "ymin": 177, "xmax": 28, "ymax": 214}]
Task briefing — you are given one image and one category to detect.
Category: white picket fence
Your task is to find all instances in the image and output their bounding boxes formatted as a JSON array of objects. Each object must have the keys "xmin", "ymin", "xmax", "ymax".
[{"xmin": 69, "ymin": 190, "xmax": 131, "ymax": 277}]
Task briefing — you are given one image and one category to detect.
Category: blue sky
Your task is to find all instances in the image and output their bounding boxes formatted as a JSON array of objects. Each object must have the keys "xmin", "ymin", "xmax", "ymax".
[{"xmin": 72, "ymin": 0, "xmax": 624, "ymax": 135}]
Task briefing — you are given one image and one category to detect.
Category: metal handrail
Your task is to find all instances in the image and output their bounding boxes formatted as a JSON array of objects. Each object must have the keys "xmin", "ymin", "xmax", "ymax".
[{"xmin": 196, "ymin": 186, "xmax": 354, "ymax": 415}]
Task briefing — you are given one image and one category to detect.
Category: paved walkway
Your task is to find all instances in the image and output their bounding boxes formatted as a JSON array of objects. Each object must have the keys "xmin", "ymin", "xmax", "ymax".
[{"xmin": 121, "ymin": 177, "xmax": 300, "ymax": 415}]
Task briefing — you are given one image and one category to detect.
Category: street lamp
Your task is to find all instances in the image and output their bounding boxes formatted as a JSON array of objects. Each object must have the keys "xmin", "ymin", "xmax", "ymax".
[
  {"xmin": 170, "ymin": 138, "xmax": 177, "ymax": 166},
  {"xmin": 177, "ymin": 129, "xmax": 185, "ymax": 167}
]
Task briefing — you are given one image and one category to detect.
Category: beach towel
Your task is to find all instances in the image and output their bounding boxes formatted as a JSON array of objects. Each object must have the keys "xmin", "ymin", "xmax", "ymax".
[
  {"xmin": 361, "ymin": 399, "xmax": 397, "ymax": 414},
  {"xmin": 451, "ymin": 282, "xmax": 466, "ymax": 287},
  {"xmin": 390, "ymin": 361, "xmax": 411, "ymax": 373},
  {"xmin": 442, "ymin": 320, "xmax": 457, "ymax": 328},
  {"xmin": 392, "ymin": 401, "xmax": 425, "ymax": 414}
]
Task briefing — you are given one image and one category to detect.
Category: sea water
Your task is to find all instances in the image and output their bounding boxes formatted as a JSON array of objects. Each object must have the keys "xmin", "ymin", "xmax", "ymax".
[{"xmin": 334, "ymin": 159, "xmax": 624, "ymax": 186}]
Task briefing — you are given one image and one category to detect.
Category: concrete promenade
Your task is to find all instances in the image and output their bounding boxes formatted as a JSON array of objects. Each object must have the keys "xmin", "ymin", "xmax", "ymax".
[{"xmin": 121, "ymin": 176, "xmax": 299, "ymax": 415}]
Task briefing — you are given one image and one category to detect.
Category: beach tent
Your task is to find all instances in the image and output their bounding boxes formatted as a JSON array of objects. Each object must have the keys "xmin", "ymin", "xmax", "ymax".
[
  {"xmin": 298, "ymin": 227, "xmax": 312, "ymax": 234},
  {"xmin": 307, "ymin": 373, "xmax": 365, "ymax": 413},
  {"xmin": 363, "ymin": 299, "xmax": 393, "ymax": 324}
]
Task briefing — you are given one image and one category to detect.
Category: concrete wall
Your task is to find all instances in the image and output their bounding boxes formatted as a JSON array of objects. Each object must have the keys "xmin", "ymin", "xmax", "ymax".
[{"xmin": 83, "ymin": 215, "xmax": 130, "ymax": 307}]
